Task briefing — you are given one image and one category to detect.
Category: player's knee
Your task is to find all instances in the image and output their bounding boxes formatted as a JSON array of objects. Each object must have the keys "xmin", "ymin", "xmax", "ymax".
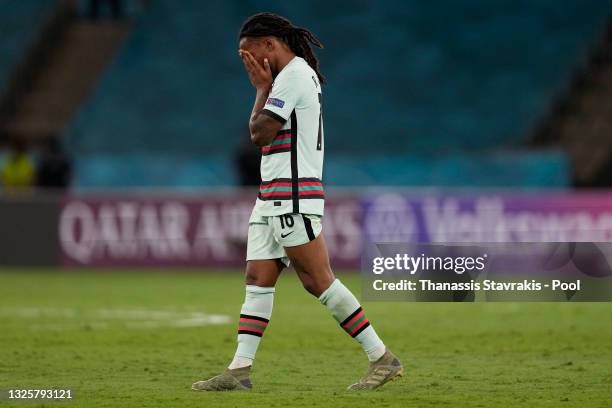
[
  {"xmin": 245, "ymin": 260, "xmax": 282, "ymax": 286},
  {"xmin": 245, "ymin": 262, "xmax": 263, "ymax": 285},
  {"xmin": 244, "ymin": 270, "xmax": 258, "ymax": 286},
  {"xmin": 245, "ymin": 269, "xmax": 270, "ymax": 286},
  {"xmin": 301, "ymin": 274, "xmax": 333, "ymax": 297},
  {"xmin": 295, "ymin": 270, "xmax": 315, "ymax": 295},
  {"xmin": 302, "ymin": 281, "xmax": 322, "ymax": 297}
]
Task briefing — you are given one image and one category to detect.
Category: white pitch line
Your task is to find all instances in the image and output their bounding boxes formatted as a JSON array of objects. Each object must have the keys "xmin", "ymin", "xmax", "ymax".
[
  {"xmin": 0, "ymin": 307, "xmax": 77, "ymax": 318},
  {"xmin": 29, "ymin": 322, "xmax": 111, "ymax": 331},
  {"xmin": 0, "ymin": 307, "xmax": 231, "ymax": 330},
  {"xmin": 97, "ymin": 309, "xmax": 187, "ymax": 320}
]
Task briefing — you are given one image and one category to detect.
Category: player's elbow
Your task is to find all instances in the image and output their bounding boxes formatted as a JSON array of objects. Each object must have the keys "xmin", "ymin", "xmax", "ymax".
[
  {"xmin": 250, "ymin": 132, "xmax": 264, "ymax": 146},
  {"xmin": 250, "ymin": 130, "xmax": 274, "ymax": 147}
]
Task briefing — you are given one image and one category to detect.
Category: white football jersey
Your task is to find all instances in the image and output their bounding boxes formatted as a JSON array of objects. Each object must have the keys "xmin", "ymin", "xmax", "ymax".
[{"xmin": 251, "ymin": 56, "xmax": 324, "ymax": 220}]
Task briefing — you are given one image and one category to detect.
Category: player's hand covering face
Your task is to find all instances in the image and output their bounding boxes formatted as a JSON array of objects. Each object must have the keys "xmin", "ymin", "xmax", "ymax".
[{"xmin": 239, "ymin": 49, "xmax": 273, "ymax": 92}]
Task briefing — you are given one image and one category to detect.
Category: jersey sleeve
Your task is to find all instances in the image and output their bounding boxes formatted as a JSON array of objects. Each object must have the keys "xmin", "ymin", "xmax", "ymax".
[{"xmin": 261, "ymin": 71, "xmax": 303, "ymax": 123}]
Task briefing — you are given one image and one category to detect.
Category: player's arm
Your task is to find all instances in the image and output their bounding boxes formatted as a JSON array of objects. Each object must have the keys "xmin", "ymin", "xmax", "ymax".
[
  {"xmin": 240, "ymin": 50, "xmax": 302, "ymax": 146},
  {"xmin": 239, "ymin": 50, "xmax": 282, "ymax": 146},
  {"xmin": 248, "ymin": 89, "xmax": 284, "ymax": 146}
]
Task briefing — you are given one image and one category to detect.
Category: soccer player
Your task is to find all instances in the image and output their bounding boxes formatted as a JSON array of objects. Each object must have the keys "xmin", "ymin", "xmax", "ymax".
[{"xmin": 192, "ymin": 13, "xmax": 402, "ymax": 392}]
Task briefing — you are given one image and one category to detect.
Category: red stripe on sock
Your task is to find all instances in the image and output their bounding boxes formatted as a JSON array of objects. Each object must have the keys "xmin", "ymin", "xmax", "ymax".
[
  {"xmin": 342, "ymin": 310, "xmax": 365, "ymax": 330},
  {"xmin": 239, "ymin": 318, "xmax": 269, "ymax": 326},
  {"xmin": 238, "ymin": 325, "xmax": 265, "ymax": 334},
  {"xmin": 349, "ymin": 318, "xmax": 370, "ymax": 336}
]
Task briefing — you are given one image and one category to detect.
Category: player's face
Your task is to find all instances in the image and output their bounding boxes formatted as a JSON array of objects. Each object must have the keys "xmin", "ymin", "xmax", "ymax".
[{"xmin": 239, "ymin": 37, "xmax": 276, "ymax": 74}]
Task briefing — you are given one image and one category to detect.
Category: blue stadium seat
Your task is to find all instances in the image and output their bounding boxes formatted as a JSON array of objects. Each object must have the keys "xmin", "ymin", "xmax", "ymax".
[
  {"xmin": 66, "ymin": 0, "xmax": 612, "ymax": 187},
  {"xmin": 0, "ymin": 0, "xmax": 56, "ymax": 94}
]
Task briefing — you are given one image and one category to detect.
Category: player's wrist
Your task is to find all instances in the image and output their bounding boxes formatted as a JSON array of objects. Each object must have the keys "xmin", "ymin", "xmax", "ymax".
[{"xmin": 255, "ymin": 85, "xmax": 271, "ymax": 95}]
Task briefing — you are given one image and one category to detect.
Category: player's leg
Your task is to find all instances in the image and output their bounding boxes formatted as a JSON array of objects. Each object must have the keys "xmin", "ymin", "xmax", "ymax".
[
  {"xmin": 192, "ymin": 221, "xmax": 287, "ymax": 392},
  {"xmin": 273, "ymin": 214, "xmax": 386, "ymax": 360},
  {"xmin": 284, "ymin": 230, "xmax": 334, "ymax": 297},
  {"xmin": 276, "ymin": 214, "xmax": 403, "ymax": 390},
  {"xmin": 284, "ymin": 232, "xmax": 388, "ymax": 362},
  {"xmin": 229, "ymin": 259, "xmax": 284, "ymax": 370}
]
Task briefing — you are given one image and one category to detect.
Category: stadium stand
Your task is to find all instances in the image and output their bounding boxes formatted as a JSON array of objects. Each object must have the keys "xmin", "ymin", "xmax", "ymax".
[
  {"xmin": 0, "ymin": 1, "xmax": 56, "ymax": 95},
  {"xmin": 533, "ymin": 17, "xmax": 612, "ymax": 186},
  {"xmin": 0, "ymin": 0, "xmax": 129, "ymax": 145},
  {"xmin": 47, "ymin": 1, "xmax": 612, "ymax": 186}
]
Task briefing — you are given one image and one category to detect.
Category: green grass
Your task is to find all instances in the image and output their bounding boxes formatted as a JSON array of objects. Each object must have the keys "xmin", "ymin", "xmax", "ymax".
[{"xmin": 0, "ymin": 269, "xmax": 611, "ymax": 407}]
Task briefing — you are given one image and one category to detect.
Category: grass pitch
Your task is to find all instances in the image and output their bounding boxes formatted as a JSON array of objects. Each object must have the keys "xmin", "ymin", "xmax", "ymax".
[{"xmin": 0, "ymin": 269, "xmax": 611, "ymax": 407}]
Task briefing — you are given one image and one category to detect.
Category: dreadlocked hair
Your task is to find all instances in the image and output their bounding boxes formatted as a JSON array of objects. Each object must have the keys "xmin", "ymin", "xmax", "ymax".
[{"xmin": 239, "ymin": 12, "xmax": 326, "ymax": 84}]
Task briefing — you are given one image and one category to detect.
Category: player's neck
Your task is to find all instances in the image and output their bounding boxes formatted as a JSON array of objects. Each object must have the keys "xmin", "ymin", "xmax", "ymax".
[{"xmin": 275, "ymin": 52, "xmax": 296, "ymax": 74}]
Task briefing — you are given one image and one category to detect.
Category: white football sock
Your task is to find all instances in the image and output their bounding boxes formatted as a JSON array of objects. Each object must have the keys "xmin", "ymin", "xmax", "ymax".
[
  {"xmin": 228, "ymin": 355, "xmax": 253, "ymax": 370},
  {"xmin": 319, "ymin": 279, "xmax": 386, "ymax": 362},
  {"xmin": 228, "ymin": 285, "xmax": 274, "ymax": 369}
]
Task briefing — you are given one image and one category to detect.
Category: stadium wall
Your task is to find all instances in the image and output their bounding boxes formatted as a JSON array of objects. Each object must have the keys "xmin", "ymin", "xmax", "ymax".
[
  {"xmin": 0, "ymin": 194, "xmax": 59, "ymax": 266},
  {"xmin": 2, "ymin": 189, "xmax": 612, "ymax": 268}
]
